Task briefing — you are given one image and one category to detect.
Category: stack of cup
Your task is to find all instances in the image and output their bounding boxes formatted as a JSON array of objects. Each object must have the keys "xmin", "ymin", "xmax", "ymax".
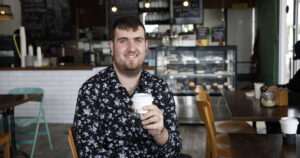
[
  {"xmin": 279, "ymin": 117, "xmax": 299, "ymax": 144},
  {"xmin": 254, "ymin": 82, "xmax": 264, "ymax": 99},
  {"xmin": 132, "ymin": 93, "xmax": 153, "ymax": 117}
]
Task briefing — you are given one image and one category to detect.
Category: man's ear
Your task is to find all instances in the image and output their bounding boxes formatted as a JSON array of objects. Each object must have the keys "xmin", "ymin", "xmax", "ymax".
[
  {"xmin": 145, "ymin": 39, "xmax": 149, "ymax": 49},
  {"xmin": 145, "ymin": 40, "xmax": 149, "ymax": 56},
  {"xmin": 110, "ymin": 40, "xmax": 114, "ymax": 56}
]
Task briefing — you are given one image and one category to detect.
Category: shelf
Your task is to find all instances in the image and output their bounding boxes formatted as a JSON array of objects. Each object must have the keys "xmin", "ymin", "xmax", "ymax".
[
  {"xmin": 139, "ymin": 8, "xmax": 169, "ymax": 12},
  {"xmin": 160, "ymin": 73, "xmax": 235, "ymax": 78},
  {"xmin": 165, "ymin": 60, "xmax": 234, "ymax": 65},
  {"xmin": 172, "ymin": 89, "xmax": 234, "ymax": 96},
  {"xmin": 145, "ymin": 20, "xmax": 170, "ymax": 25},
  {"xmin": 199, "ymin": 60, "xmax": 234, "ymax": 64}
]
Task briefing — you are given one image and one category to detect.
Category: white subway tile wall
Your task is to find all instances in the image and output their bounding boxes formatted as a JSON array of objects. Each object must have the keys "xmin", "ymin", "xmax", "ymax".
[
  {"xmin": 0, "ymin": 70, "xmax": 92, "ymax": 123},
  {"xmin": 0, "ymin": 69, "xmax": 154, "ymax": 123}
]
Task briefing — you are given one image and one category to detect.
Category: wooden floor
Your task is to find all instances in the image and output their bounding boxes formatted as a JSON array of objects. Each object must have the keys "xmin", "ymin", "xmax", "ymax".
[{"xmin": 12, "ymin": 123, "xmax": 206, "ymax": 158}]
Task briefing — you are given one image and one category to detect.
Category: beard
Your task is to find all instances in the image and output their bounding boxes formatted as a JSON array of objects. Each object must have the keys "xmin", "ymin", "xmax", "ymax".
[{"xmin": 113, "ymin": 59, "xmax": 143, "ymax": 77}]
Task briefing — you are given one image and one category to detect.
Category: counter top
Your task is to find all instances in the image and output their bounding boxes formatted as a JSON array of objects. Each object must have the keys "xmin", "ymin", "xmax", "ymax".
[{"xmin": 0, "ymin": 65, "xmax": 155, "ymax": 71}]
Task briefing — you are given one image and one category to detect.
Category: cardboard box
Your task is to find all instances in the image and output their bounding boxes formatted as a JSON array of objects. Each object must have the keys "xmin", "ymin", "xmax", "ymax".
[{"xmin": 275, "ymin": 90, "xmax": 288, "ymax": 106}]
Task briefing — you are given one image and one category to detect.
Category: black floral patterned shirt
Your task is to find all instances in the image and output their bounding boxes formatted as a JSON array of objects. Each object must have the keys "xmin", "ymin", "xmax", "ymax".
[{"xmin": 73, "ymin": 65, "xmax": 182, "ymax": 158}]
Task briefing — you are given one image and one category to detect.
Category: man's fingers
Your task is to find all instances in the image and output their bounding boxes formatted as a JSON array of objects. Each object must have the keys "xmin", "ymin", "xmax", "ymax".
[
  {"xmin": 143, "ymin": 123, "xmax": 162, "ymax": 130},
  {"xmin": 142, "ymin": 115, "xmax": 159, "ymax": 125},
  {"xmin": 141, "ymin": 109, "xmax": 161, "ymax": 120},
  {"xmin": 143, "ymin": 104, "xmax": 156, "ymax": 110}
]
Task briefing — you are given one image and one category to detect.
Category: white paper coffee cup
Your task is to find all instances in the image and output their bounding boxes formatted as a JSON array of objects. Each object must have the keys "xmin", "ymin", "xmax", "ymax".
[
  {"xmin": 254, "ymin": 82, "xmax": 264, "ymax": 99},
  {"xmin": 279, "ymin": 117, "xmax": 299, "ymax": 134},
  {"xmin": 132, "ymin": 93, "xmax": 153, "ymax": 114}
]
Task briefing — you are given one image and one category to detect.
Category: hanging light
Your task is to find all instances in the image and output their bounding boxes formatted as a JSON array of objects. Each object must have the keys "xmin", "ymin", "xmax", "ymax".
[
  {"xmin": 182, "ymin": 0, "xmax": 189, "ymax": 7},
  {"xmin": 144, "ymin": 2, "xmax": 150, "ymax": 8},
  {"xmin": 0, "ymin": 0, "xmax": 13, "ymax": 20},
  {"xmin": 111, "ymin": 6, "xmax": 118, "ymax": 13}
]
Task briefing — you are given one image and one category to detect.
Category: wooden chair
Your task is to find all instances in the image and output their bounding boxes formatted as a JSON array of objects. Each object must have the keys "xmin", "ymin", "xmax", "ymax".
[
  {"xmin": 68, "ymin": 126, "xmax": 78, "ymax": 158},
  {"xmin": 196, "ymin": 91, "xmax": 231, "ymax": 158},
  {"xmin": 195, "ymin": 85, "xmax": 257, "ymax": 134},
  {"xmin": 0, "ymin": 133, "xmax": 10, "ymax": 158}
]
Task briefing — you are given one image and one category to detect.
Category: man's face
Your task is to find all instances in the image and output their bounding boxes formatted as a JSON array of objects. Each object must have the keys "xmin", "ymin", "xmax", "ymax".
[{"xmin": 110, "ymin": 26, "xmax": 148, "ymax": 73}]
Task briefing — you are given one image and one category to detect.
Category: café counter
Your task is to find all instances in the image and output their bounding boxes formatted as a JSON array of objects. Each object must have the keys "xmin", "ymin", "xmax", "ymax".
[{"xmin": 0, "ymin": 65, "xmax": 154, "ymax": 123}]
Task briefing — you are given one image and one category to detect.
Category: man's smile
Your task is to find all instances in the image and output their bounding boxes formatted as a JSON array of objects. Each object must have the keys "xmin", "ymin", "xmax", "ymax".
[{"xmin": 125, "ymin": 54, "xmax": 138, "ymax": 59}]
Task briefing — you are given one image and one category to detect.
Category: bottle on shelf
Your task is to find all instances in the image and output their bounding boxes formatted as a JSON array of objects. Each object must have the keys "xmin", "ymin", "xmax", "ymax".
[{"xmin": 59, "ymin": 42, "xmax": 65, "ymax": 66}]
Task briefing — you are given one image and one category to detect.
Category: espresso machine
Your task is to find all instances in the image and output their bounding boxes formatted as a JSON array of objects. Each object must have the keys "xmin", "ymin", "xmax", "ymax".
[{"xmin": 0, "ymin": 35, "xmax": 20, "ymax": 67}]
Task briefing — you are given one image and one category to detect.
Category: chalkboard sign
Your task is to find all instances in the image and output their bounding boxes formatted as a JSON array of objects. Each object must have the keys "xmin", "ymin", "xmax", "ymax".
[
  {"xmin": 106, "ymin": 0, "xmax": 138, "ymax": 39},
  {"xmin": 211, "ymin": 27, "xmax": 225, "ymax": 42},
  {"xmin": 171, "ymin": 0, "xmax": 203, "ymax": 24},
  {"xmin": 22, "ymin": 0, "xmax": 74, "ymax": 41},
  {"xmin": 195, "ymin": 27, "xmax": 209, "ymax": 40}
]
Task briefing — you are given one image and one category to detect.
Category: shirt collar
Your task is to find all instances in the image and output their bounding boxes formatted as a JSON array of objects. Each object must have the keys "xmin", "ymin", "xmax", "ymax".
[
  {"xmin": 138, "ymin": 70, "xmax": 149, "ymax": 90},
  {"xmin": 109, "ymin": 65, "xmax": 150, "ymax": 93},
  {"xmin": 107, "ymin": 65, "xmax": 123, "ymax": 90}
]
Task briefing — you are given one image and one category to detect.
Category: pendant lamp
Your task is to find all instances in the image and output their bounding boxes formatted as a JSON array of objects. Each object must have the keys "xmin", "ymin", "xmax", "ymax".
[{"xmin": 0, "ymin": 0, "xmax": 13, "ymax": 20}]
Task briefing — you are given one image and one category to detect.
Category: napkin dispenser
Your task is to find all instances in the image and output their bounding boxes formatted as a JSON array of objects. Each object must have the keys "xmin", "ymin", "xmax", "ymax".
[{"xmin": 275, "ymin": 90, "xmax": 288, "ymax": 106}]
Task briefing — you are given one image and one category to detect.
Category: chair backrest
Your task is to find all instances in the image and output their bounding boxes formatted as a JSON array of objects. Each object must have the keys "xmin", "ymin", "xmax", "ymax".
[
  {"xmin": 195, "ymin": 87, "xmax": 218, "ymax": 155},
  {"xmin": 68, "ymin": 126, "xmax": 78, "ymax": 158},
  {"xmin": 8, "ymin": 88, "xmax": 44, "ymax": 102},
  {"xmin": 194, "ymin": 85, "xmax": 215, "ymax": 122}
]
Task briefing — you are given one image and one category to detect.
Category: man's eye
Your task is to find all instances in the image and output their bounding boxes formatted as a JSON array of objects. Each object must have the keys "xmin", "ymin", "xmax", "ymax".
[
  {"xmin": 136, "ymin": 39, "xmax": 143, "ymax": 43},
  {"xmin": 120, "ymin": 39, "xmax": 127, "ymax": 43}
]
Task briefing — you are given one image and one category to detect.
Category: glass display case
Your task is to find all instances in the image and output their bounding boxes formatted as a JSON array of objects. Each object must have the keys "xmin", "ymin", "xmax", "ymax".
[
  {"xmin": 156, "ymin": 46, "xmax": 237, "ymax": 95},
  {"xmin": 155, "ymin": 46, "xmax": 237, "ymax": 124}
]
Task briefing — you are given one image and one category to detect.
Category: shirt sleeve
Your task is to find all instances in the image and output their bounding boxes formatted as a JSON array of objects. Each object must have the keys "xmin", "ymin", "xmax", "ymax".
[
  {"xmin": 287, "ymin": 69, "xmax": 300, "ymax": 92},
  {"xmin": 73, "ymin": 83, "xmax": 108, "ymax": 158},
  {"xmin": 157, "ymin": 82, "xmax": 182, "ymax": 157}
]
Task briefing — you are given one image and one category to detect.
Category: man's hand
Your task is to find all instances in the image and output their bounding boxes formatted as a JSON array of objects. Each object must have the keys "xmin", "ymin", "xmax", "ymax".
[{"xmin": 141, "ymin": 104, "xmax": 169, "ymax": 145}]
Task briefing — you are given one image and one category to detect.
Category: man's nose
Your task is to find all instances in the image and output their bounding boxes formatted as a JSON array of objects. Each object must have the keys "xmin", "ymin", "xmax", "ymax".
[{"xmin": 128, "ymin": 41, "xmax": 136, "ymax": 52}]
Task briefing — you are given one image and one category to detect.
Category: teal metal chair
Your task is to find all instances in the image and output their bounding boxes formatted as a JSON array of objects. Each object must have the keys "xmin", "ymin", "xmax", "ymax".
[{"xmin": 8, "ymin": 88, "xmax": 53, "ymax": 158}]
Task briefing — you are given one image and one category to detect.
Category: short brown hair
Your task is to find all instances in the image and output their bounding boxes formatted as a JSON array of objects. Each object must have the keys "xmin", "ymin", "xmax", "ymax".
[{"xmin": 111, "ymin": 15, "xmax": 146, "ymax": 40}]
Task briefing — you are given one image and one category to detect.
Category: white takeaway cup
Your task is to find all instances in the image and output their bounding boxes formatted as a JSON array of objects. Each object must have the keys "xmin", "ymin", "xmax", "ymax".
[
  {"xmin": 279, "ymin": 117, "xmax": 299, "ymax": 134},
  {"xmin": 132, "ymin": 93, "xmax": 153, "ymax": 115},
  {"xmin": 254, "ymin": 82, "xmax": 264, "ymax": 99}
]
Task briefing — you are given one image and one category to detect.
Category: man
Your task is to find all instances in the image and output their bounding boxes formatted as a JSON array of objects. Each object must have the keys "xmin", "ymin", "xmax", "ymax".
[
  {"xmin": 268, "ymin": 40, "xmax": 300, "ymax": 93},
  {"xmin": 73, "ymin": 15, "xmax": 182, "ymax": 157},
  {"xmin": 266, "ymin": 40, "xmax": 300, "ymax": 134}
]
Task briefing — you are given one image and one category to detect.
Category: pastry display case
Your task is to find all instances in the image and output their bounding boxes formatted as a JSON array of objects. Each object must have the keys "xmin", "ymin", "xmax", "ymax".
[
  {"xmin": 155, "ymin": 46, "xmax": 237, "ymax": 124},
  {"xmin": 156, "ymin": 46, "xmax": 237, "ymax": 95}
]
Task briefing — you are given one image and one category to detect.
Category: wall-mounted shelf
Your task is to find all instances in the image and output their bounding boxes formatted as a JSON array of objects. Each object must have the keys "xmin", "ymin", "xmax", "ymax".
[
  {"xmin": 139, "ymin": 8, "xmax": 169, "ymax": 12},
  {"xmin": 145, "ymin": 20, "xmax": 170, "ymax": 25}
]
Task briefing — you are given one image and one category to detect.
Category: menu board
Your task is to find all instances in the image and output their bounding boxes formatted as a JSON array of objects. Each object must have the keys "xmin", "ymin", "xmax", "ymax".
[
  {"xmin": 22, "ymin": 0, "xmax": 74, "ymax": 40},
  {"xmin": 195, "ymin": 27, "xmax": 209, "ymax": 40},
  {"xmin": 211, "ymin": 27, "xmax": 225, "ymax": 42},
  {"xmin": 171, "ymin": 0, "xmax": 203, "ymax": 24}
]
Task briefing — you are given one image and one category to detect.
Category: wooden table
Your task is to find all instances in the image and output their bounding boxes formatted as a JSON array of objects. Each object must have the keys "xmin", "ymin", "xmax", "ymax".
[
  {"xmin": 223, "ymin": 91, "xmax": 300, "ymax": 121},
  {"xmin": 0, "ymin": 94, "xmax": 43, "ymax": 158},
  {"xmin": 0, "ymin": 94, "xmax": 42, "ymax": 111},
  {"xmin": 229, "ymin": 133, "xmax": 300, "ymax": 158}
]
